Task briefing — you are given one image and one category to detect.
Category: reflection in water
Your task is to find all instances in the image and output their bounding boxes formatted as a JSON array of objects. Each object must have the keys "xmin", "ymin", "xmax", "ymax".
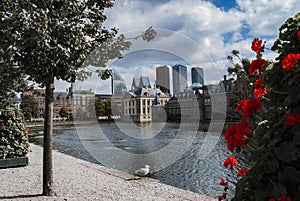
[{"xmin": 30, "ymin": 122, "xmax": 239, "ymax": 197}]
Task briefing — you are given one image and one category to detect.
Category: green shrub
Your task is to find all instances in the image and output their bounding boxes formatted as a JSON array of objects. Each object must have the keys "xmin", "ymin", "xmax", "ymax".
[{"xmin": 0, "ymin": 107, "xmax": 30, "ymax": 159}]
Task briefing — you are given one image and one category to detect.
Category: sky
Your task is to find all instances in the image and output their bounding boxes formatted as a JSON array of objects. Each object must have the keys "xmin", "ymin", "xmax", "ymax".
[{"xmin": 55, "ymin": 0, "xmax": 300, "ymax": 94}]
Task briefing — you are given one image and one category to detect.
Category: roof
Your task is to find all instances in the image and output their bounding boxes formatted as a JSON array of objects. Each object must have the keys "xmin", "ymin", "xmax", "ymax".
[
  {"xmin": 191, "ymin": 82, "xmax": 203, "ymax": 89},
  {"xmin": 54, "ymin": 92, "xmax": 68, "ymax": 99},
  {"xmin": 133, "ymin": 87, "xmax": 167, "ymax": 97},
  {"xmin": 131, "ymin": 76, "xmax": 152, "ymax": 91},
  {"xmin": 140, "ymin": 76, "xmax": 151, "ymax": 88}
]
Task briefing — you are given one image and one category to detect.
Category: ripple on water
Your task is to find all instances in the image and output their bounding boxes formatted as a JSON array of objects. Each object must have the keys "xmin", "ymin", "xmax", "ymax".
[{"xmin": 30, "ymin": 123, "xmax": 242, "ymax": 198}]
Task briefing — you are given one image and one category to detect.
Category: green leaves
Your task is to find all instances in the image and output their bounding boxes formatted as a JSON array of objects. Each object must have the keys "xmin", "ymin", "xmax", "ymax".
[
  {"xmin": 20, "ymin": 95, "xmax": 39, "ymax": 121},
  {"xmin": 142, "ymin": 27, "xmax": 157, "ymax": 42},
  {"xmin": 0, "ymin": 1, "xmax": 157, "ymax": 106},
  {"xmin": 0, "ymin": 0, "xmax": 118, "ymax": 85},
  {"xmin": 277, "ymin": 141, "xmax": 297, "ymax": 162},
  {"xmin": 233, "ymin": 12, "xmax": 300, "ymax": 201},
  {"xmin": 263, "ymin": 157, "xmax": 279, "ymax": 174},
  {"xmin": 0, "ymin": 107, "xmax": 29, "ymax": 159},
  {"xmin": 59, "ymin": 107, "xmax": 68, "ymax": 118},
  {"xmin": 266, "ymin": 62, "xmax": 274, "ymax": 71}
]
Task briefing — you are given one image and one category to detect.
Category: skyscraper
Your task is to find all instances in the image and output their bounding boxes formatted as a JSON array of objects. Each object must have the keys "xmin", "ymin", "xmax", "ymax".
[
  {"xmin": 155, "ymin": 65, "xmax": 170, "ymax": 94},
  {"xmin": 112, "ymin": 70, "xmax": 127, "ymax": 94},
  {"xmin": 172, "ymin": 64, "xmax": 187, "ymax": 94},
  {"xmin": 191, "ymin": 67, "xmax": 204, "ymax": 86}
]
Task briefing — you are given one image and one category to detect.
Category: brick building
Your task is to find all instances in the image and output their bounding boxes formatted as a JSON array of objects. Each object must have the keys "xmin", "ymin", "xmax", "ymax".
[{"xmin": 22, "ymin": 84, "xmax": 95, "ymax": 120}]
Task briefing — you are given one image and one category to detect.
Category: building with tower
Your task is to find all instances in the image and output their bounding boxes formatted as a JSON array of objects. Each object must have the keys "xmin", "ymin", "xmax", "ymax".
[
  {"xmin": 121, "ymin": 85, "xmax": 169, "ymax": 123},
  {"xmin": 172, "ymin": 64, "xmax": 187, "ymax": 94},
  {"xmin": 131, "ymin": 76, "xmax": 152, "ymax": 91}
]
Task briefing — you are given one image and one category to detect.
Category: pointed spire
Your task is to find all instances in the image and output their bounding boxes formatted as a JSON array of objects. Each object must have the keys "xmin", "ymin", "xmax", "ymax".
[{"xmin": 153, "ymin": 90, "xmax": 161, "ymax": 105}]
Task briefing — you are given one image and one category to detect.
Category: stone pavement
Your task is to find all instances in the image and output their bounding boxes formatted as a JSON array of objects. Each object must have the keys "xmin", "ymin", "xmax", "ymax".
[{"xmin": 0, "ymin": 144, "xmax": 215, "ymax": 201}]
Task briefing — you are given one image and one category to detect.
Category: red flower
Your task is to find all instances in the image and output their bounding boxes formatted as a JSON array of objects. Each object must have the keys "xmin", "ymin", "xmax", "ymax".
[
  {"xmin": 249, "ymin": 59, "xmax": 266, "ymax": 76},
  {"xmin": 224, "ymin": 156, "xmax": 238, "ymax": 168},
  {"xmin": 297, "ymin": 30, "xmax": 300, "ymax": 40},
  {"xmin": 254, "ymin": 88, "xmax": 267, "ymax": 99},
  {"xmin": 219, "ymin": 178, "xmax": 228, "ymax": 186},
  {"xmin": 279, "ymin": 196, "xmax": 291, "ymax": 201},
  {"xmin": 218, "ymin": 192, "xmax": 227, "ymax": 201},
  {"xmin": 237, "ymin": 99, "xmax": 262, "ymax": 118},
  {"xmin": 29, "ymin": 149, "xmax": 32, "ymax": 152},
  {"xmin": 224, "ymin": 121, "xmax": 252, "ymax": 152},
  {"xmin": 11, "ymin": 113, "xmax": 15, "ymax": 117},
  {"xmin": 237, "ymin": 168, "xmax": 249, "ymax": 177},
  {"xmin": 251, "ymin": 38, "xmax": 264, "ymax": 54},
  {"xmin": 282, "ymin": 53, "xmax": 300, "ymax": 71},
  {"xmin": 254, "ymin": 78, "xmax": 264, "ymax": 89},
  {"xmin": 286, "ymin": 114, "xmax": 296, "ymax": 126},
  {"xmin": 268, "ymin": 196, "xmax": 292, "ymax": 201},
  {"xmin": 254, "ymin": 78, "xmax": 267, "ymax": 99},
  {"xmin": 295, "ymin": 114, "xmax": 300, "ymax": 123},
  {"xmin": 7, "ymin": 141, "xmax": 11, "ymax": 145}
]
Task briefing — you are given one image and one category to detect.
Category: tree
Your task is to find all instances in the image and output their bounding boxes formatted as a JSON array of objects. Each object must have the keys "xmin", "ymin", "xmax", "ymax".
[
  {"xmin": 0, "ymin": 1, "xmax": 157, "ymax": 196},
  {"xmin": 58, "ymin": 107, "xmax": 68, "ymax": 119},
  {"xmin": 0, "ymin": 70, "xmax": 28, "ymax": 108},
  {"xmin": 87, "ymin": 98, "xmax": 105, "ymax": 118},
  {"xmin": 95, "ymin": 98, "xmax": 105, "ymax": 117},
  {"xmin": 20, "ymin": 95, "xmax": 39, "ymax": 121},
  {"xmin": 104, "ymin": 98, "xmax": 112, "ymax": 119},
  {"xmin": 221, "ymin": 13, "xmax": 300, "ymax": 201}
]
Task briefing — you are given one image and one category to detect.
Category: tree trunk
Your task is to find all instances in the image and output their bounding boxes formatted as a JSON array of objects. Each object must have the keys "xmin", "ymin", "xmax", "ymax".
[{"xmin": 43, "ymin": 74, "xmax": 54, "ymax": 196}]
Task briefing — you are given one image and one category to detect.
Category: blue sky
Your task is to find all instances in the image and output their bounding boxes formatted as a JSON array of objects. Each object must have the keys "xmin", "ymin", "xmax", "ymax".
[
  {"xmin": 56, "ymin": 0, "xmax": 300, "ymax": 94},
  {"xmin": 207, "ymin": 0, "xmax": 237, "ymax": 11}
]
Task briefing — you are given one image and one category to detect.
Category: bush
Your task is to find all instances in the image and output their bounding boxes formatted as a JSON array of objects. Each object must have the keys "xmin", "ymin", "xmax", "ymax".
[
  {"xmin": 219, "ymin": 13, "xmax": 300, "ymax": 201},
  {"xmin": 0, "ymin": 107, "xmax": 30, "ymax": 159}
]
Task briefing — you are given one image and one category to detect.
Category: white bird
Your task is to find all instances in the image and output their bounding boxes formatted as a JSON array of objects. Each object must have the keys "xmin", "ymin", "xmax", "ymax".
[{"xmin": 134, "ymin": 165, "xmax": 151, "ymax": 177}]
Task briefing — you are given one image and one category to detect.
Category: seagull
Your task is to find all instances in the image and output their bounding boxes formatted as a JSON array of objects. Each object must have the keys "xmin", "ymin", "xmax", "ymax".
[{"xmin": 134, "ymin": 165, "xmax": 151, "ymax": 177}]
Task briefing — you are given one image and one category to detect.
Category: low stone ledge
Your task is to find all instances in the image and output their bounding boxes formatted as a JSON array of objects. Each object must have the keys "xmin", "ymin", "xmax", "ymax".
[{"xmin": 0, "ymin": 156, "xmax": 28, "ymax": 169}]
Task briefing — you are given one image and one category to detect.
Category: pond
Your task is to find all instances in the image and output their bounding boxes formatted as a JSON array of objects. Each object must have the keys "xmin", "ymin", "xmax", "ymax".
[{"xmin": 30, "ymin": 121, "xmax": 245, "ymax": 198}]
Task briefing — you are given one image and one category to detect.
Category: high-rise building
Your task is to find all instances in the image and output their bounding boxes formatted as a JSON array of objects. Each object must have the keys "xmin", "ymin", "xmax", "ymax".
[
  {"xmin": 155, "ymin": 65, "xmax": 170, "ymax": 94},
  {"xmin": 172, "ymin": 64, "xmax": 187, "ymax": 94},
  {"xmin": 112, "ymin": 70, "xmax": 127, "ymax": 94},
  {"xmin": 191, "ymin": 67, "xmax": 204, "ymax": 86}
]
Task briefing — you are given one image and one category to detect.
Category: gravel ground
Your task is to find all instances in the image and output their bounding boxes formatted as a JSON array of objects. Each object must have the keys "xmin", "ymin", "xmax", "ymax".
[{"xmin": 0, "ymin": 144, "xmax": 215, "ymax": 201}]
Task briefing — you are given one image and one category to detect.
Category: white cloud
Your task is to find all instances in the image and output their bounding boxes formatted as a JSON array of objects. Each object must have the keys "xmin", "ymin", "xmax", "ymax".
[
  {"xmin": 236, "ymin": 0, "xmax": 299, "ymax": 37},
  {"xmin": 57, "ymin": 0, "xmax": 299, "ymax": 94}
]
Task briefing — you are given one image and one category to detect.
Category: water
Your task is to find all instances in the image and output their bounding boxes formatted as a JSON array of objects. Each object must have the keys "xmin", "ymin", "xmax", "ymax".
[{"xmin": 30, "ymin": 122, "xmax": 241, "ymax": 198}]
